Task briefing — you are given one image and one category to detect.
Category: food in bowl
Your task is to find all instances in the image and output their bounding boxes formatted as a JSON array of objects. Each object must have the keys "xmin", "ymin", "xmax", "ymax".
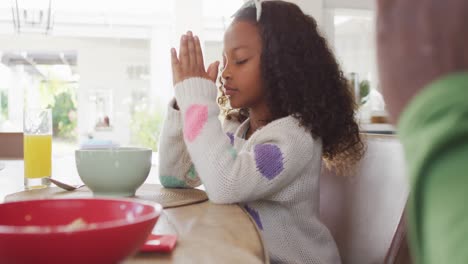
[
  {"xmin": 61, "ymin": 218, "xmax": 94, "ymax": 232},
  {"xmin": 21, "ymin": 218, "xmax": 95, "ymax": 233}
]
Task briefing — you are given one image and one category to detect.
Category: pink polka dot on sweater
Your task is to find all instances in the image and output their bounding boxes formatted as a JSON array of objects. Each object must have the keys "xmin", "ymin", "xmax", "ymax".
[{"xmin": 184, "ymin": 104, "xmax": 208, "ymax": 142}]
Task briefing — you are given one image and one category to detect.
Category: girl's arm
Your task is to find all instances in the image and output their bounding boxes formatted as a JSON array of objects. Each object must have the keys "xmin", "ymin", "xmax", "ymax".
[
  {"xmin": 175, "ymin": 78, "xmax": 315, "ymax": 204},
  {"xmin": 170, "ymin": 33, "xmax": 314, "ymax": 203},
  {"xmin": 158, "ymin": 99, "xmax": 201, "ymax": 188}
]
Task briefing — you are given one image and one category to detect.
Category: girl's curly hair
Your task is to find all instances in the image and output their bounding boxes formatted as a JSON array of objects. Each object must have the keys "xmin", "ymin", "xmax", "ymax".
[{"xmin": 218, "ymin": 0, "xmax": 365, "ymax": 173}]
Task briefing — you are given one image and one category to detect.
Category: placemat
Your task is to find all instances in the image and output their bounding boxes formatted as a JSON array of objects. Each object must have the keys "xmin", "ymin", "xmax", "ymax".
[{"xmin": 5, "ymin": 184, "xmax": 208, "ymax": 209}]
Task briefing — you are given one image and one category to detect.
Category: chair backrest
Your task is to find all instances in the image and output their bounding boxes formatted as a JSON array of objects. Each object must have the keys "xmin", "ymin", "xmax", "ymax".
[
  {"xmin": 384, "ymin": 209, "xmax": 412, "ymax": 264},
  {"xmin": 320, "ymin": 134, "xmax": 410, "ymax": 264},
  {"xmin": 0, "ymin": 132, "xmax": 23, "ymax": 159}
]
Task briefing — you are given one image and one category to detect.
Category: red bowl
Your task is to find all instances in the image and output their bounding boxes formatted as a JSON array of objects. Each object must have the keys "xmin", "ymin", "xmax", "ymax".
[{"xmin": 0, "ymin": 198, "xmax": 162, "ymax": 264}]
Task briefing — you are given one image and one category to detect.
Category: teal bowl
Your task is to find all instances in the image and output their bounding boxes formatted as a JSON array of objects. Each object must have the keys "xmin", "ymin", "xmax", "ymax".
[{"xmin": 75, "ymin": 147, "xmax": 152, "ymax": 197}]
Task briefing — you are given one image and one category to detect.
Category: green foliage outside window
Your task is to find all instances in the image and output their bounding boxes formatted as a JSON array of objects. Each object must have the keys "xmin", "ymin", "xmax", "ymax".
[
  {"xmin": 130, "ymin": 108, "xmax": 163, "ymax": 152},
  {"xmin": 359, "ymin": 80, "xmax": 370, "ymax": 105},
  {"xmin": 39, "ymin": 79, "xmax": 78, "ymax": 140},
  {"xmin": 0, "ymin": 89, "xmax": 7, "ymax": 119}
]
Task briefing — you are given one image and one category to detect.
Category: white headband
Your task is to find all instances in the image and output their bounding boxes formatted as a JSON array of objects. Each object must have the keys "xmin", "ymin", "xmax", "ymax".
[
  {"xmin": 235, "ymin": 0, "xmax": 264, "ymax": 22},
  {"xmin": 254, "ymin": 0, "xmax": 262, "ymax": 22}
]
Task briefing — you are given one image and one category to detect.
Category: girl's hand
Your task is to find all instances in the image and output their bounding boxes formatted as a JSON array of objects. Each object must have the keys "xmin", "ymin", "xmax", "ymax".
[{"xmin": 171, "ymin": 31, "xmax": 220, "ymax": 86}]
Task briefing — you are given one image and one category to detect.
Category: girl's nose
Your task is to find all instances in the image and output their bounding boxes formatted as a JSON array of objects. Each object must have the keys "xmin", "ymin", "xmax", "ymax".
[{"xmin": 221, "ymin": 65, "xmax": 231, "ymax": 80}]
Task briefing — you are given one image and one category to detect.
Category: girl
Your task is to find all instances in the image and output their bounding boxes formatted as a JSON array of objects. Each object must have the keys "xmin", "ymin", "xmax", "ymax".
[{"xmin": 159, "ymin": 1, "xmax": 364, "ymax": 263}]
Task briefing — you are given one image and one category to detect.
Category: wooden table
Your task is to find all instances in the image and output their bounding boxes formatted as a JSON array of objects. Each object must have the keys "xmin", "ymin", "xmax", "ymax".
[
  {"xmin": 129, "ymin": 200, "xmax": 267, "ymax": 263},
  {"xmin": 0, "ymin": 158, "xmax": 268, "ymax": 264}
]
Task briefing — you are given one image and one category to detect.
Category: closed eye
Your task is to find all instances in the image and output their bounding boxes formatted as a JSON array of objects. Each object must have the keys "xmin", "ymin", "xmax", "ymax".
[{"xmin": 235, "ymin": 59, "xmax": 248, "ymax": 65}]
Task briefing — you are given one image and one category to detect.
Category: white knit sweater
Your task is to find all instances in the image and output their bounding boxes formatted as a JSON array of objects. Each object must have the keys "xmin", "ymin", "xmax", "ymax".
[{"xmin": 158, "ymin": 77, "xmax": 341, "ymax": 264}]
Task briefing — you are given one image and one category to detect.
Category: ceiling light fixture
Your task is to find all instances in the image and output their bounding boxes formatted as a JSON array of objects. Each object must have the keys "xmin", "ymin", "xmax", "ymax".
[{"xmin": 11, "ymin": 0, "xmax": 54, "ymax": 34}]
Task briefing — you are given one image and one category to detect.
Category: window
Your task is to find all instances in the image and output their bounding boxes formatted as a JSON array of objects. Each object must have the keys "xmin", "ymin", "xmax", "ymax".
[
  {"xmin": 329, "ymin": 8, "xmax": 386, "ymax": 122},
  {"xmin": 333, "ymin": 9, "xmax": 376, "ymax": 92},
  {"xmin": 0, "ymin": 0, "xmax": 246, "ymax": 154}
]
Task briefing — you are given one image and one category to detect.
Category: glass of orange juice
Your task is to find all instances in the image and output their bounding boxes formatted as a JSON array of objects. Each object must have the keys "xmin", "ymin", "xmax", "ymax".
[{"xmin": 23, "ymin": 108, "xmax": 52, "ymax": 190}]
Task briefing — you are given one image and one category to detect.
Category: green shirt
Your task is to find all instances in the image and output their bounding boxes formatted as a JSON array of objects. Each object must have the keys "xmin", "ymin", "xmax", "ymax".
[{"xmin": 398, "ymin": 72, "xmax": 468, "ymax": 264}]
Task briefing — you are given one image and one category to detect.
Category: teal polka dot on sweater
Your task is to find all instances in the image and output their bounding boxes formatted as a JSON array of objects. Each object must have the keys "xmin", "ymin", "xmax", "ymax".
[
  {"xmin": 188, "ymin": 164, "xmax": 197, "ymax": 179},
  {"xmin": 228, "ymin": 148, "xmax": 237, "ymax": 159},
  {"xmin": 160, "ymin": 175, "xmax": 187, "ymax": 188}
]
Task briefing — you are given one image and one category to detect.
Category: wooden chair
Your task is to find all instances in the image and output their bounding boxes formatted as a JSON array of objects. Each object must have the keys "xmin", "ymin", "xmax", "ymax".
[
  {"xmin": 0, "ymin": 132, "xmax": 23, "ymax": 159},
  {"xmin": 320, "ymin": 134, "xmax": 412, "ymax": 264},
  {"xmin": 384, "ymin": 208, "xmax": 412, "ymax": 264}
]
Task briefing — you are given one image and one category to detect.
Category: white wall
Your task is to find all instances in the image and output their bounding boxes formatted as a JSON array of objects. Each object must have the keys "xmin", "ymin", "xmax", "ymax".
[
  {"xmin": 325, "ymin": 0, "xmax": 375, "ymax": 10},
  {"xmin": 290, "ymin": 0, "xmax": 324, "ymax": 24},
  {"xmin": 150, "ymin": 0, "xmax": 204, "ymax": 112},
  {"xmin": 0, "ymin": 35, "xmax": 150, "ymax": 145},
  {"xmin": 296, "ymin": 0, "xmax": 376, "ymax": 51}
]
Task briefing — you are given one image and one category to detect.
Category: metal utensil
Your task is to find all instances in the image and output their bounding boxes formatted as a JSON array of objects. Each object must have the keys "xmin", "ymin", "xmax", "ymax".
[{"xmin": 49, "ymin": 178, "xmax": 85, "ymax": 191}]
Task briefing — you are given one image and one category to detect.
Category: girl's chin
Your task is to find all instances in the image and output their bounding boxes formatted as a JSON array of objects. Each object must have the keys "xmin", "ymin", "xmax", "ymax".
[
  {"xmin": 227, "ymin": 96, "xmax": 249, "ymax": 109},
  {"xmin": 228, "ymin": 100, "xmax": 243, "ymax": 109}
]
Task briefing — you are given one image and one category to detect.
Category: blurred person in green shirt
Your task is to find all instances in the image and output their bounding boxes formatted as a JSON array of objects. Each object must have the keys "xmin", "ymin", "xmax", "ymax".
[{"xmin": 377, "ymin": 0, "xmax": 468, "ymax": 263}]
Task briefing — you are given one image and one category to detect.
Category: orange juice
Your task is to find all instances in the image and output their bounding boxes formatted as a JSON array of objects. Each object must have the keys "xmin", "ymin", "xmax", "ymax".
[{"xmin": 24, "ymin": 134, "xmax": 52, "ymax": 179}]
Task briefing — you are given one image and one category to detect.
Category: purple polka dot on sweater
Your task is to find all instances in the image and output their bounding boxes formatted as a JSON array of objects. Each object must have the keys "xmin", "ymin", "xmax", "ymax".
[
  {"xmin": 244, "ymin": 205, "xmax": 263, "ymax": 230},
  {"xmin": 254, "ymin": 144, "xmax": 284, "ymax": 180},
  {"xmin": 226, "ymin": 132, "xmax": 234, "ymax": 145}
]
